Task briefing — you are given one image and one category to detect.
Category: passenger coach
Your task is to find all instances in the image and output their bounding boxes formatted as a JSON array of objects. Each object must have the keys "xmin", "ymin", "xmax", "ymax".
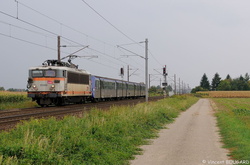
[{"xmin": 91, "ymin": 75, "xmax": 145, "ymax": 102}]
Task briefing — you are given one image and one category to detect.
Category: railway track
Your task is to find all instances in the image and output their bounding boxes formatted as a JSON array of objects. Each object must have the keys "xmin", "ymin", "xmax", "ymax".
[{"xmin": 0, "ymin": 96, "xmax": 163, "ymax": 131}]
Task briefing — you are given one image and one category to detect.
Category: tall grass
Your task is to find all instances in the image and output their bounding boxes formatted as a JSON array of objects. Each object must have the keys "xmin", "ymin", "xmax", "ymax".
[
  {"xmin": 212, "ymin": 98, "xmax": 250, "ymax": 161},
  {"xmin": 0, "ymin": 91, "xmax": 29, "ymax": 103},
  {"xmin": 0, "ymin": 95, "xmax": 198, "ymax": 164},
  {"xmin": 0, "ymin": 91, "xmax": 37, "ymax": 110}
]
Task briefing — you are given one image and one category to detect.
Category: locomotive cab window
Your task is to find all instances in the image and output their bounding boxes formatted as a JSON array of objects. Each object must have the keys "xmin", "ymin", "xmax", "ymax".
[
  {"xmin": 45, "ymin": 70, "xmax": 56, "ymax": 77},
  {"xmin": 30, "ymin": 69, "xmax": 63, "ymax": 78},
  {"xmin": 31, "ymin": 70, "xmax": 43, "ymax": 77}
]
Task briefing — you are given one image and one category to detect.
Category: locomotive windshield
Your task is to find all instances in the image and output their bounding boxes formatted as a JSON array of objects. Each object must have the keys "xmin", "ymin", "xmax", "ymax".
[
  {"xmin": 31, "ymin": 70, "xmax": 57, "ymax": 77},
  {"xmin": 44, "ymin": 70, "xmax": 56, "ymax": 77},
  {"xmin": 32, "ymin": 70, "xmax": 43, "ymax": 77}
]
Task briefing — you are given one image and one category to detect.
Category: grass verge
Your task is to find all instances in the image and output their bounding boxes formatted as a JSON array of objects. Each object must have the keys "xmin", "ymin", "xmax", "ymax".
[
  {"xmin": 0, "ymin": 101, "xmax": 38, "ymax": 110},
  {"xmin": 212, "ymin": 98, "xmax": 250, "ymax": 161},
  {"xmin": 0, "ymin": 95, "xmax": 198, "ymax": 165}
]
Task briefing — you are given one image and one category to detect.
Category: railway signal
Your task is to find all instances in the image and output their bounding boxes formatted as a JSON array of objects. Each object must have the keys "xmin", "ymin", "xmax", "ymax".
[
  {"xmin": 163, "ymin": 65, "xmax": 167, "ymax": 76},
  {"xmin": 120, "ymin": 67, "xmax": 124, "ymax": 79},
  {"xmin": 163, "ymin": 67, "xmax": 166, "ymax": 75},
  {"xmin": 120, "ymin": 67, "xmax": 124, "ymax": 75},
  {"xmin": 162, "ymin": 65, "xmax": 168, "ymax": 98}
]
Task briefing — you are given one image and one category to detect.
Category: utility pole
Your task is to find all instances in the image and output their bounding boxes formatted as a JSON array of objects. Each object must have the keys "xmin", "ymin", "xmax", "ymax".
[
  {"xmin": 184, "ymin": 83, "xmax": 186, "ymax": 94},
  {"xmin": 182, "ymin": 81, "xmax": 184, "ymax": 94},
  {"xmin": 179, "ymin": 78, "xmax": 181, "ymax": 95},
  {"xmin": 149, "ymin": 74, "xmax": 151, "ymax": 88},
  {"xmin": 127, "ymin": 65, "xmax": 129, "ymax": 82},
  {"xmin": 145, "ymin": 38, "xmax": 149, "ymax": 102},
  {"xmin": 174, "ymin": 74, "xmax": 177, "ymax": 95},
  {"xmin": 57, "ymin": 36, "xmax": 61, "ymax": 62}
]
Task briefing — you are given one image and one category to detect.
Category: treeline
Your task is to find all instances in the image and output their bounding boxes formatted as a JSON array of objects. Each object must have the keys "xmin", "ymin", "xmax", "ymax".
[
  {"xmin": 191, "ymin": 73, "xmax": 250, "ymax": 93},
  {"xmin": 0, "ymin": 87, "xmax": 26, "ymax": 92}
]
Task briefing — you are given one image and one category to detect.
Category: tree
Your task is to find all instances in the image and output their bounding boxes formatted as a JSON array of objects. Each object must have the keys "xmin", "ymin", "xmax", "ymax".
[
  {"xmin": 217, "ymin": 80, "xmax": 231, "ymax": 91},
  {"xmin": 230, "ymin": 75, "xmax": 249, "ymax": 90},
  {"xmin": 191, "ymin": 86, "xmax": 207, "ymax": 93},
  {"xmin": 244, "ymin": 73, "xmax": 250, "ymax": 82},
  {"xmin": 166, "ymin": 85, "xmax": 173, "ymax": 92},
  {"xmin": 149, "ymin": 86, "xmax": 157, "ymax": 93},
  {"xmin": 239, "ymin": 75, "xmax": 249, "ymax": 90},
  {"xmin": 211, "ymin": 73, "xmax": 221, "ymax": 91},
  {"xmin": 200, "ymin": 73, "xmax": 210, "ymax": 90},
  {"xmin": 0, "ymin": 87, "xmax": 5, "ymax": 91},
  {"xmin": 226, "ymin": 74, "xmax": 232, "ymax": 80},
  {"xmin": 149, "ymin": 86, "xmax": 164, "ymax": 95}
]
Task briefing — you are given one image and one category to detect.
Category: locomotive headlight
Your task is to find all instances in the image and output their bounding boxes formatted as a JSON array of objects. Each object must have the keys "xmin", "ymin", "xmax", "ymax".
[
  {"xmin": 32, "ymin": 84, "xmax": 38, "ymax": 91},
  {"xmin": 50, "ymin": 84, "xmax": 55, "ymax": 90}
]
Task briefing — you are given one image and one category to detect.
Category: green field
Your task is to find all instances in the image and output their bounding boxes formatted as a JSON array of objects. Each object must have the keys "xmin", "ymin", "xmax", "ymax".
[
  {"xmin": 0, "ymin": 95, "xmax": 198, "ymax": 165},
  {"xmin": 212, "ymin": 98, "xmax": 250, "ymax": 161},
  {"xmin": 0, "ymin": 91, "xmax": 37, "ymax": 110}
]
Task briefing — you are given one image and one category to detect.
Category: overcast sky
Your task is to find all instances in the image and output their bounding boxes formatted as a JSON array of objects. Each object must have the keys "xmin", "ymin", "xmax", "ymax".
[{"xmin": 1, "ymin": 0, "xmax": 250, "ymax": 90}]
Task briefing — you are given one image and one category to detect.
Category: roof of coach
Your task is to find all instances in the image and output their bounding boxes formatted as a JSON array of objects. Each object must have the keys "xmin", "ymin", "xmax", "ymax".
[{"xmin": 92, "ymin": 75, "xmax": 145, "ymax": 85}]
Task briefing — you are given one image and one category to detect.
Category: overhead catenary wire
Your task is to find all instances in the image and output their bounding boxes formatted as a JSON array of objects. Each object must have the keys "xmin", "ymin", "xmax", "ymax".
[
  {"xmin": 0, "ymin": 28, "xmax": 127, "ymax": 72},
  {"xmin": 80, "ymin": 0, "xmax": 164, "ymax": 67},
  {"xmin": 0, "ymin": 2, "xmax": 173, "ymax": 86},
  {"xmin": 80, "ymin": 0, "xmax": 139, "ymax": 44},
  {"xmin": 16, "ymin": 1, "xmax": 115, "ymax": 48},
  {"xmin": 0, "ymin": 32, "xmax": 56, "ymax": 51},
  {"xmin": 148, "ymin": 49, "xmax": 163, "ymax": 67},
  {"xmin": 0, "ymin": 20, "xmax": 55, "ymax": 39},
  {"xmin": 79, "ymin": 1, "xmax": 190, "ymax": 88},
  {"xmin": 0, "ymin": 10, "xmax": 90, "ymax": 49},
  {"xmin": 116, "ymin": 48, "xmax": 144, "ymax": 68},
  {"xmin": 6, "ymin": 1, "xmax": 152, "ymax": 72},
  {"xmin": 0, "ymin": 3, "xmax": 143, "ymax": 71},
  {"xmin": 0, "ymin": 10, "xmax": 127, "ymax": 63}
]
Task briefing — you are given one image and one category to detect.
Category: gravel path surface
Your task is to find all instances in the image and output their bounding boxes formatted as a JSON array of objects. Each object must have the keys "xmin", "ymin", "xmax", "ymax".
[{"xmin": 131, "ymin": 99, "xmax": 229, "ymax": 165}]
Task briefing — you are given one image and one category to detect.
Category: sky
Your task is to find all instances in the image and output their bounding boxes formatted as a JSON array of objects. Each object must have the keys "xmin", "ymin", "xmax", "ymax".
[{"xmin": 1, "ymin": 0, "xmax": 250, "ymax": 91}]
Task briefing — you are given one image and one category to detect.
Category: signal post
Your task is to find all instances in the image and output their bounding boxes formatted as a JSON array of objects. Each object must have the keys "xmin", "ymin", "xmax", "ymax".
[{"xmin": 162, "ymin": 65, "xmax": 168, "ymax": 98}]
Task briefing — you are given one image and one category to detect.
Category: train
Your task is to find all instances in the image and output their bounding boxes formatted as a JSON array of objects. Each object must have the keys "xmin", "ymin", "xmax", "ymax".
[{"xmin": 27, "ymin": 59, "xmax": 146, "ymax": 106}]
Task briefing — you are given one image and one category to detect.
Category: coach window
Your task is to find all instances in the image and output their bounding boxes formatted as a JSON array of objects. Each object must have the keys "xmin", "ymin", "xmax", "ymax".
[
  {"xmin": 108, "ymin": 82, "xmax": 111, "ymax": 89},
  {"xmin": 117, "ymin": 83, "xmax": 120, "ymax": 89},
  {"xmin": 95, "ymin": 80, "xmax": 100, "ymax": 89},
  {"xmin": 100, "ymin": 81, "xmax": 104, "ymax": 89}
]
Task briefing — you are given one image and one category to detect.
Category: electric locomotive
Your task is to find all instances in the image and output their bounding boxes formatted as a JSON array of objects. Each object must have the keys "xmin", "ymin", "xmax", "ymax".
[{"xmin": 27, "ymin": 59, "xmax": 91, "ymax": 106}]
